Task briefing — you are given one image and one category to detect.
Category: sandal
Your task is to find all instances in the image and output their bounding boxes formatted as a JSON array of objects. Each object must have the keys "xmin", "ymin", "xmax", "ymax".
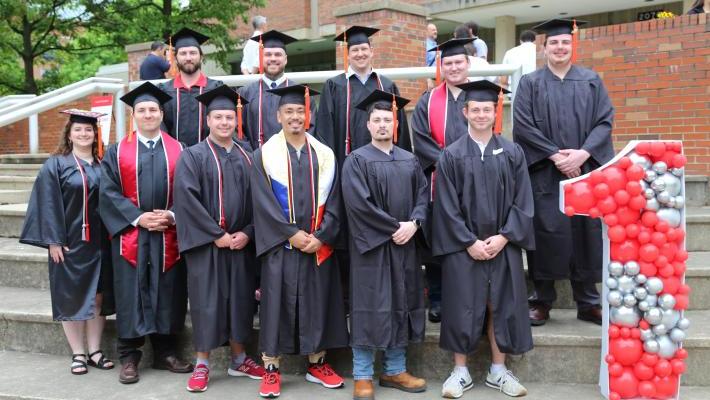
[
  {"xmin": 87, "ymin": 350, "xmax": 114, "ymax": 370},
  {"xmin": 71, "ymin": 354, "xmax": 88, "ymax": 375}
]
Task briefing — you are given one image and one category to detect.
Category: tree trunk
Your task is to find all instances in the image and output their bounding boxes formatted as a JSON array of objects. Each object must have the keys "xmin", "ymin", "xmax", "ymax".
[
  {"xmin": 22, "ymin": 14, "xmax": 37, "ymax": 94},
  {"xmin": 162, "ymin": 0, "xmax": 173, "ymax": 42}
]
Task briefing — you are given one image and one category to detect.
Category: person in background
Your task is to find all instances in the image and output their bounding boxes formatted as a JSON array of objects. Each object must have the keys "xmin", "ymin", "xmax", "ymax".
[
  {"xmin": 425, "ymin": 23, "xmax": 439, "ymax": 90},
  {"xmin": 500, "ymin": 30, "xmax": 538, "ymax": 97},
  {"xmin": 453, "ymin": 25, "xmax": 492, "ymax": 82},
  {"xmin": 687, "ymin": 0, "xmax": 710, "ymax": 14},
  {"xmin": 465, "ymin": 21, "xmax": 488, "ymax": 60},
  {"xmin": 241, "ymin": 15, "xmax": 268, "ymax": 75},
  {"xmin": 139, "ymin": 41, "xmax": 171, "ymax": 81}
]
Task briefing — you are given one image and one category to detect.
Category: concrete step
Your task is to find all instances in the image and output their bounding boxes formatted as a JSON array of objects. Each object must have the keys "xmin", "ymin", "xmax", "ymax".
[
  {"xmin": 0, "ymin": 153, "xmax": 49, "ymax": 165},
  {"xmin": 0, "ymin": 163, "xmax": 42, "ymax": 177},
  {"xmin": 686, "ymin": 175, "xmax": 709, "ymax": 207},
  {"xmin": 0, "ymin": 287, "xmax": 708, "ymax": 386},
  {"xmin": 686, "ymin": 206, "xmax": 710, "ymax": 252},
  {"xmin": 2, "ymin": 351, "xmax": 708, "ymax": 400},
  {"xmin": 0, "ymin": 204, "xmax": 27, "ymax": 238},
  {"xmin": 0, "ymin": 189, "xmax": 30, "ymax": 204},
  {"xmin": 0, "ymin": 176, "xmax": 35, "ymax": 191}
]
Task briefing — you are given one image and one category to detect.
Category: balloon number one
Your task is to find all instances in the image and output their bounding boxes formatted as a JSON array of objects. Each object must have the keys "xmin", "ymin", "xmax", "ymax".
[{"xmin": 560, "ymin": 141, "xmax": 689, "ymax": 400}]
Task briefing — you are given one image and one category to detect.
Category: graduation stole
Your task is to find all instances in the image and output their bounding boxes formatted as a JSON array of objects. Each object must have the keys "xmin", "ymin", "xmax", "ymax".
[
  {"xmin": 344, "ymin": 72, "xmax": 383, "ymax": 156},
  {"xmin": 260, "ymin": 131, "xmax": 335, "ymax": 265},
  {"xmin": 257, "ymin": 78, "xmax": 291, "ymax": 147},
  {"xmin": 71, "ymin": 153, "xmax": 92, "ymax": 242},
  {"xmin": 116, "ymin": 132, "xmax": 182, "ymax": 272},
  {"xmin": 427, "ymin": 82, "xmax": 449, "ymax": 149},
  {"xmin": 205, "ymin": 138, "xmax": 252, "ymax": 229}
]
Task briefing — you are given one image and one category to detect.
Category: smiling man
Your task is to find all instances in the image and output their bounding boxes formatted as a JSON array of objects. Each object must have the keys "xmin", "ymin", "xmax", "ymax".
[{"xmin": 512, "ymin": 19, "xmax": 615, "ymax": 327}]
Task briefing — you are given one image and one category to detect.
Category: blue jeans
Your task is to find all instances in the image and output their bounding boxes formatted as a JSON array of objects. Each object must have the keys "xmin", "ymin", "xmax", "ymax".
[{"xmin": 352, "ymin": 347, "xmax": 407, "ymax": 380}]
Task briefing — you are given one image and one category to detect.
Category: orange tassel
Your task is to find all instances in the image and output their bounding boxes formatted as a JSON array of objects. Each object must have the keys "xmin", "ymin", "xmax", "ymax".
[
  {"xmin": 435, "ymin": 50, "xmax": 441, "ymax": 86},
  {"xmin": 494, "ymin": 89, "xmax": 504, "ymax": 135},
  {"xmin": 128, "ymin": 116, "xmax": 133, "ymax": 142},
  {"xmin": 342, "ymin": 31, "xmax": 348, "ymax": 71},
  {"xmin": 304, "ymin": 86, "xmax": 311, "ymax": 131},
  {"xmin": 259, "ymin": 36, "xmax": 264, "ymax": 74},
  {"xmin": 392, "ymin": 93, "xmax": 398, "ymax": 144},
  {"xmin": 168, "ymin": 37, "xmax": 178, "ymax": 78},
  {"xmin": 571, "ymin": 19, "xmax": 579, "ymax": 64},
  {"xmin": 97, "ymin": 125, "xmax": 104, "ymax": 159},
  {"xmin": 237, "ymin": 97, "xmax": 244, "ymax": 140}
]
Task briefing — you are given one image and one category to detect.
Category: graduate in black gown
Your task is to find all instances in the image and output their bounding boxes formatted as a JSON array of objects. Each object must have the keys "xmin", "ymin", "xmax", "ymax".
[
  {"xmin": 20, "ymin": 110, "xmax": 114, "ymax": 375},
  {"xmin": 410, "ymin": 38, "xmax": 475, "ymax": 323},
  {"xmin": 342, "ymin": 90, "xmax": 428, "ymax": 399},
  {"xmin": 174, "ymin": 85, "xmax": 265, "ymax": 392},
  {"xmin": 250, "ymin": 84, "xmax": 348, "ymax": 399},
  {"xmin": 159, "ymin": 27, "xmax": 223, "ymax": 146},
  {"xmin": 100, "ymin": 82, "xmax": 193, "ymax": 384},
  {"xmin": 513, "ymin": 19, "xmax": 614, "ymax": 326},
  {"xmin": 238, "ymin": 30, "xmax": 316, "ymax": 149},
  {"xmin": 434, "ymin": 81, "xmax": 534, "ymax": 399}
]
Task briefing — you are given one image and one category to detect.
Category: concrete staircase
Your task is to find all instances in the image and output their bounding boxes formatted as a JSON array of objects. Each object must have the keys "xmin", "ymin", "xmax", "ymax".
[{"xmin": 0, "ymin": 154, "xmax": 708, "ymax": 399}]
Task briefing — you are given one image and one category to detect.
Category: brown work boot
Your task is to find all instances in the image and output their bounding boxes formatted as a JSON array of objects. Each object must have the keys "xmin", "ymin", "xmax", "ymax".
[
  {"xmin": 119, "ymin": 361, "xmax": 139, "ymax": 384},
  {"xmin": 379, "ymin": 372, "xmax": 427, "ymax": 393},
  {"xmin": 353, "ymin": 379, "xmax": 375, "ymax": 399},
  {"xmin": 529, "ymin": 302, "xmax": 551, "ymax": 326}
]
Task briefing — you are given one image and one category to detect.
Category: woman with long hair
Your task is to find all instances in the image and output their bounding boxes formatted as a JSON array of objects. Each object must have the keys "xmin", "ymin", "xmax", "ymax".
[{"xmin": 20, "ymin": 110, "xmax": 114, "ymax": 375}]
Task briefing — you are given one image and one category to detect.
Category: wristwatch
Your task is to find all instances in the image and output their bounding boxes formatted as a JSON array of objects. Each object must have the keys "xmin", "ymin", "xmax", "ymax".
[{"xmin": 412, "ymin": 219, "xmax": 421, "ymax": 229}]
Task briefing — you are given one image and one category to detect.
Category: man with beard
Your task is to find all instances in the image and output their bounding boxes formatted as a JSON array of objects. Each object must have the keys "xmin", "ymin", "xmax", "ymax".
[
  {"xmin": 238, "ymin": 30, "xmax": 316, "ymax": 150},
  {"xmin": 513, "ymin": 19, "xmax": 614, "ymax": 326},
  {"xmin": 159, "ymin": 27, "xmax": 223, "ymax": 146},
  {"xmin": 342, "ymin": 90, "xmax": 429, "ymax": 400}
]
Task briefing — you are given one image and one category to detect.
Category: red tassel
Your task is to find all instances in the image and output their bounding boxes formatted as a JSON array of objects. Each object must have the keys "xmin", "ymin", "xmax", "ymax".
[
  {"xmin": 258, "ymin": 36, "xmax": 264, "ymax": 74},
  {"xmin": 237, "ymin": 97, "xmax": 244, "ymax": 140},
  {"xmin": 435, "ymin": 50, "xmax": 441, "ymax": 86},
  {"xmin": 167, "ymin": 37, "xmax": 178, "ymax": 78},
  {"xmin": 392, "ymin": 93, "xmax": 398, "ymax": 144},
  {"xmin": 304, "ymin": 86, "xmax": 311, "ymax": 131},
  {"xmin": 494, "ymin": 89, "xmax": 504, "ymax": 135},
  {"xmin": 97, "ymin": 125, "xmax": 104, "ymax": 159},
  {"xmin": 571, "ymin": 19, "xmax": 579, "ymax": 64},
  {"xmin": 342, "ymin": 31, "xmax": 348, "ymax": 71}
]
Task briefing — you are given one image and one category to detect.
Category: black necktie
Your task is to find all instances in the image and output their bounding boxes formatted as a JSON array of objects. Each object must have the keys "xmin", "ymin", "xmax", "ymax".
[{"xmin": 147, "ymin": 140, "xmax": 154, "ymax": 150}]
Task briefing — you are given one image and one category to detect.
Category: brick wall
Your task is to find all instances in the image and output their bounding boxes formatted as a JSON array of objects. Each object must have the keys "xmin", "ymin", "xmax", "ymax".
[{"xmin": 571, "ymin": 13, "xmax": 709, "ymax": 175}]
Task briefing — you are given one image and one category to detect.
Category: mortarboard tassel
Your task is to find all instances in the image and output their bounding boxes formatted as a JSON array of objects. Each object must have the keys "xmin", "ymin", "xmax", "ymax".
[
  {"xmin": 237, "ymin": 97, "xmax": 244, "ymax": 140},
  {"xmin": 392, "ymin": 93, "xmax": 399, "ymax": 144},
  {"xmin": 435, "ymin": 50, "xmax": 441, "ymax": 86},
  {"xmin": 304, "ymin": 86, "xmax": 311, "ymax": 131},
  {"xmin": 259, "ymin": 36, "xmax": 265, "ymax": 74},
  {"xmin": 571, "ymin": 19, "xmax": 579, "ymax": 64},
  {"xmin": 128, "ymin": 115, "xmax": 134, "ymax": 142},
  {"xmin": 494, "ymin": 88, "xmax": 504, "ymax": 135},
  {"xmin": 97, "ymin": 125, "xmax": 104, "ymax": 159},
  {"xmin": 167, "ymin": 36, "xmax": 178, "ymax": 78},
  {"xmin": 342, "ymin": 31, "xmax": 348, "ymax": 71}
]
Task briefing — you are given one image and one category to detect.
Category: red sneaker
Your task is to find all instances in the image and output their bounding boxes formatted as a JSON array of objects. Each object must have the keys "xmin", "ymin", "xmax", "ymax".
[
  {"xmin": 186, "ymin": 364, "xmax": 209, "ymax": 392},
  {"xmin": 306, "ymin": 359, "xmax": 345, "ymax": 389},
  {"xmin": 259, "ymin": 365, "xmax": 281, "ymax": 398},
  {"xmin": 228, "ymin": 356, "xmax": 265, "ymax": 380}
]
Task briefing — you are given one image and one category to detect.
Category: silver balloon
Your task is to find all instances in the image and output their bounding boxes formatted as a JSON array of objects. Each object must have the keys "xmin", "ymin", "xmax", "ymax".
[
  {"xmin": 644, "ymin": 188, "xmax": 656, "ymax": 200},
  {"xmin": 657, "ymin": 335, "xmax": 677, "ymax": 359},
  {"xmin": 670, "ymin": 328, "xmax": 686, "ymax": 343},
  {"xmin": 677, "ymin": 317, "xmax": 690, "ymax": 330},
  {"xmin": 638, "ymin": 300, "xmax": 651, "ymax": 312},
  {"xmin": 660, "ymin": 309, "xmax": 680, "ymax": 328},
  {"xmin": 640, "ymin": 328, "xmax": 655, "ymax": 341},
  {"xmin": 658, "ymin": 294, "xmax": 677, "ymax": 311},
  {"xmin": 653, "ymin": 161, "xmax": 668, "ymax": 175},
  {"xmin": 651, "ymin": 178, "xmax": 666, "ymax": 192},
  {"xmin": 624, "ymin": 261, "xmax": 640, "ymax": 276},
  {"xmin": 646, "ymin": 278, "xmax": 664, "ymax": 295},
  {"xmin": 645, "ymin": 307, "xmax": 663, "ymax": 325},
  {"xmin": 635, "ymin": 274, "xmax": 648, "ymax": 285},
  {"xmin": 673, "ymin": 196, "xmax": 685, "ymax": 209},
  {"xmin": 671, "ymin": 167, "xmax": 684, "ymax": 177},
  {"xmin": 667, "ymin": 197, "xmax": 677, "ymax": 208},
  {"xmin": 611, "ymin": 305, "xmax": 641, "ymax": 327},
  {"xmin": 657, "ymin": 190, "xmax": 672, "ymax": 205},
  {"xmin": 657, "ymin": 207, "xmax": 681, "ymax": 228},
  {"xmin": 607, "ymin": 290, "xmax": 623, "ymax": 307},
  {"xmin": 659, "ymin": 173, "xmax": 682, "ymax": 196},
  {"xmin": 606, "ymin": 277, "xmax": 619, "ymax": 290},
  {"xmin": 645, "ymin": 197, "xmax": 661, "ymax": 212},
  {"xmin": 647, "ymin": 294, "xmax": 658, "ymax": 307},
  {"xmin": 653, "ymin": 323, "xmax": 668, "ymax": 336},
  {"xmin": 623, "ymin": 294, "xmax": 637, "ymax": 307},
  {"xmin": 645, "ymin": 170, "xmax": 658, "ymax": 183},
  {"xmin": 634, "ymin": 287, "xmax": 648, "ymax": 300},
  {"xmin": 617, "ymin": 275, "xmax": 636, "ymax": 294},
  {"xmin": 644, "ymin": 339, "xmax": 660, "ymax": 353},
  {"xmin": 609, "ymin": 261, "xmax": 624, "ymax": 277},
  {"xmin": 629, "ymin": 152, "xmax": 652, "ymax": 170}
]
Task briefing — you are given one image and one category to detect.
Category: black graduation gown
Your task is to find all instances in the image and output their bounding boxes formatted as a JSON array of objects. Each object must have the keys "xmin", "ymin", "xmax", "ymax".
[
  {"xmin": 173, "ymin": 139, "xmax": 256, "ymax": 352},
  {"xmin": 159, "ymin": 77, "xmax": 223, "ymax": 146},
  {"xmin": 251, "ymin": 141, "xmax": 349, "ymax": 356},
  {"xmin": 99, "ymin": 140, "xmax": 188, "ymax": 339},
  {"xmin": 432, "ymin": 134, "xmax": 535, "ymax": 355},
  {"xmin": 315, "ymin": 72, "xmax": 411, "ymax": 168},
  {"xmin": 238, "ymin": 78, "xmax": 316, "ymax": 150},
  {"xmin": 342, "ymin": 144, "xmax": 429, "ymax": 350},
  {"xmin": 20, "ymin": 155, "xmax": 104, "ymax": 321},
  {"xmin": 512, "ymin": 65, "xmax": 615, "ymax": 282}
]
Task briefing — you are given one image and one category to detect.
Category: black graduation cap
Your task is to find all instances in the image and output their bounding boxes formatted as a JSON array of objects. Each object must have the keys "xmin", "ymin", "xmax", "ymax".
[
  {"xmin": 334, "ymin": 26, "xmax": 379, "ymax": 47},
  {"xmin": 457, "ymin": 80, "xmax": 510, "ymax": 103},
  {"xmin": 532, "ymin": 18, "xmax": 587, "ymax": 37},
  {"xmin": 171, "ymin": 27, "xmax": 210, "ymax": 50},
  {"xmin": 195, "ymin": 84, "xmax": 249, "ymax": 113},
  {"xmin": 250, "ymin": 30, "xmax": 298, "ymax": 49},
  {"xmin": 120, "ymin": 82, "xmax": 173, "ymax": 107},
  {"xmin": 427, "ymin": 37, "xmax": 475, "ymax": 58},
  {"xmin": 355, "ymin": 89, "xmax": 410, "ymax": 111},
  {"xmin": 267, "ymin": 84, "xmax": 320, "ymax": 106},
  {"xmin": 60, "ymin": 109, "xmax": 105, "ymax": 124}
]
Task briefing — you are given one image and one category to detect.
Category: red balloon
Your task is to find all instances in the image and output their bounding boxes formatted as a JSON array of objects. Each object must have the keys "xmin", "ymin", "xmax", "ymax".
[
  {"xmin": 674, "ymin": 229, "xmax": 685, "ymax": 243},
  {"xmin": 671, "ymin": 359, "xmax": 686, "ymax": 375},
  {"xmin": 609, "ymin": 362, "xmax": 624, "ymax": 377},
  {"xmin": 660, "ymin": 276, "xmax": 680, "ymax": 295},
  {"xmin": 626, "ymin": 180, "xmax": 643, "ymax": 195},
  {"xmin": 672, "ymin": 153, "xmax": 687, "ymax": 168},
  {"xmin": 639, "ymin": 320, "xmax": 650, "ymax": 330},
  {"xmin": 609, "ymin": 325, "xmax": 620, "ymax": 339},
  {"xmin": 639, "ymin": 262, "xmax": 657, "ymax": 277},
  {"xmin": 655, "ymin": 255, "xmax": 669, "ymax": 269},
  {"xmin": 590, "ymin": 170, "xmax": 606, "ymax": 185},
  {"xmin": 636, "ymin": 142, "xmax": 650, "ymax": 155},
  {"xmin": 651, "ymin": 232, "xmax": 667, "ymax": 247},
  {"xmin": 604, "ymin": 214, "xmax": 619, "ymax": 227},
  {"xmin": 659, "ymin": 151, "xmax": 678, "ymax": 167},
  {"xmin": 638, "ymin": 380, "xmax": 657, "ymax": 398},
  {"xmin": 675, "ymin": 249, "xmax": 689, "ymax": 262},
  {"xmin": 609, "ymin": 392, "xmax": 621, "ymax": 400},
  {"xmin": 678, "ymin": 284, "xmax": 691, "ymax": 295},
  {"xmin": 594, "ymin": 183, "xmax": 610, "ymax": 199},
  {"xmin": 631, "ymin": 328, "xmax": 641, "ymax": 339},
  {"xmin": 637, "ymin": 231, "xmax": 652, "ymax": 244},
  {"xmin": 660, "ymin": 242, "xmax": 678, "ymax": 261},
  {"xmin": 612, "ymin": 240, "xmax": 639, "ymax": 263},
  {"xmin": 655, "ymin": 220, "xmax": 670, "ymax": 233},
  {"xmin": 564, "ymin": 206, "xmax": 576, "ymax": 217},
  {"xmin": 603, "ymin": 166, "xmax": 628, "ymax": 193},
  {"xmin": 675, "ymin": 348, "xmax": 688, "ymax": 360},
  {"xmin": 617, "ymin": 206, "xmax": 641, "ymax": 226},
  {"xmin": 609, "ymin": 367, "xmax": 639, "ymax": 399},
  {"xmin": 634, "ymin": 362, "xmax": 655, "ymax": 381},
  {"xmin": 610, "ymin": 337, "xmax": 643, "ymax": 366},
  {"xmin": 653, "ymin": 374, "xmax": 679, "ymax": 399},
  {"xmin": 649, "ymin": 142, "xmax": 666, "ymax": 158},
  {"xmin": 642, "ymin": 353, "xmax": 659, "ymax": 367},
  {"xmin": 564, "ymin": 183, "xmax": 574, "ymax": 193},
  {"xmin": 626, "ymin": 165, "xmax": 645, "ymax": 181},
  {"xmin": 658, "ymin": 264, "xmax": 674, "ymax": 278},
  {"xmin": 640, "ymin": 244, "xmax": 660, "ymax": 262},
  {"xmin": 654, "ymin": 360, "xmax": 672, "ymax": 378},
  {"xmin": 614, "ymin": 191, "xmax": 630, "ymax": 206},
  {"xmin": 628, "ymin": 195, "xmax": 647, "ymax": 211},
  {"xmin": 618, "ymin": 157, "xmax": 632, "ymax": 169},
  {"xmin": 588, "ymin": 207, "xmax": 601, "ymax": 219},
  {"xmin": 598, "ymin": 196, "xmax": 618, "ymax": 215},
  {"xmin": 666, "ymin": 228, "xmax": 678, "ymax": 242},
  {"xmin": 674, "ymin": 294, "xmax": 689, "ymax": 310},
  {"xmin": 642, "ymin": 212, "xmax": 659, "ymax": 228},
  {"xmin": 568, "ymin": 181, "xmax": 596, "ymax": 212},
  {"xmin": 620, "ymin": 327, "xmax": 631, "ymax": 338},
  {"xmin": 608, "ymin": 225, "xmax": 627, "ymax": 243},
  {"xmin": 606, "ymin": 354, "xmax": 616, "ymax": 364},
  {"xmin": 625, "ymin": 224, "xmax": 640, "ymax": 239}
]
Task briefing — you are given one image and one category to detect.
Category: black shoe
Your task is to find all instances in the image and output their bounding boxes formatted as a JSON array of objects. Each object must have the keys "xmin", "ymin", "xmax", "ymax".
[
  {"xmin": 428, "ymin": 304, "xmax": 441, "ymax": 323},
  {"xmin": 577, "ymin": 306, "xmax": 602, "ymax": 326}
]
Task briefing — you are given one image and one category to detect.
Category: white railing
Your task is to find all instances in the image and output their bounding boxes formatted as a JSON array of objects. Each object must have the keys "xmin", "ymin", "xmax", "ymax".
[{"xmin": 0, "ymin": 95, "xmax": 39, "ymax": 154}]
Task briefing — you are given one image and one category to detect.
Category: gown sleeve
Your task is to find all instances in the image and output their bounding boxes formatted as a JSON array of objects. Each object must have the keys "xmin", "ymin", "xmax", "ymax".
[
  {"xmin": 409, "ymin": 158, "xmax": 430, "ymax": 223},
  {"xmin": 581, "ymin": 76, "xmax": 615, "ymax": 166},
  {"xmin": 99, "ymin": 145, "xmax": 143, "ymax": 237},
  {"xmin": 498, "ymin": 144, "xmax": 536, "ymax": 250},
  {"xmin": 341, "ymin": 155, "xmax": 400, "ymax": 253},
  {"xmin": 314, "ymin": 79, "xmax": 337, "ymax": 150},
  {"xmin": 512, "ymin": 75, "xmax": 560, "ymax": 167},
  {"xmin": 19, "ymin": 157, "xmax": 66, "ymax": 248},
  {"xmin": 392, "ymin": 83, "xmax": 412, "ymax": 153}
]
